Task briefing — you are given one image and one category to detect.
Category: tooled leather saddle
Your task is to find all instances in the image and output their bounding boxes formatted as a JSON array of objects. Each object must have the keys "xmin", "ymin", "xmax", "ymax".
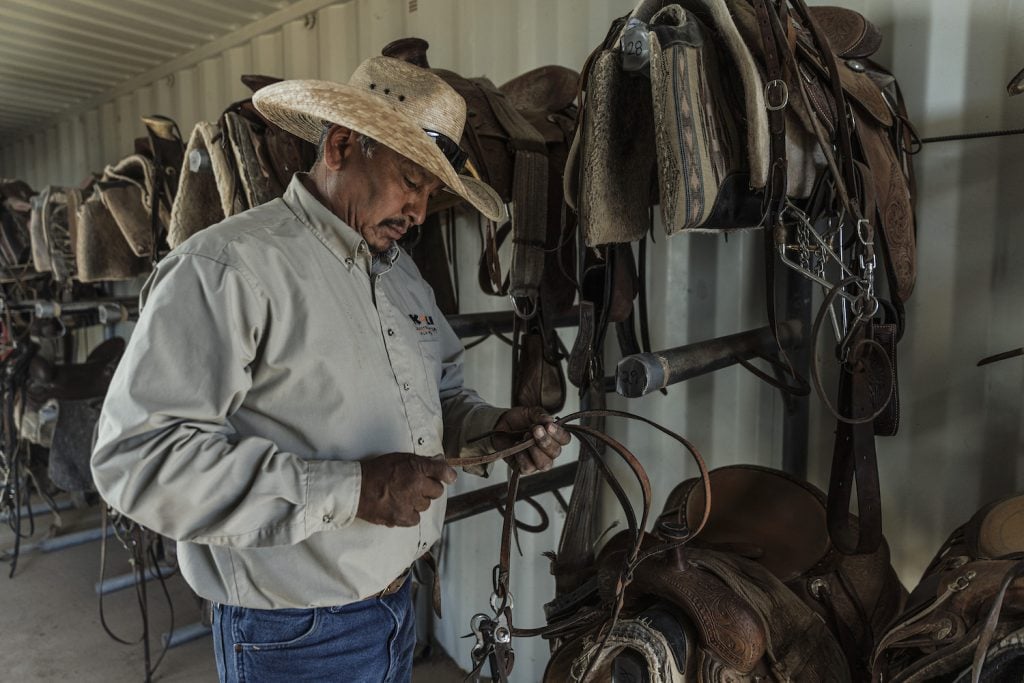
[{"xmin": 543, "ymin": 465, "xmax": 906, "ymax": 681}]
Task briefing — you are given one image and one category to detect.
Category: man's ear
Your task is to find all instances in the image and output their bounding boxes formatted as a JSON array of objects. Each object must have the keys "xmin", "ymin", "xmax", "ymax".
[{"xmin": 322, "ymin": 125, "xmax": 356, "ymax": 171}]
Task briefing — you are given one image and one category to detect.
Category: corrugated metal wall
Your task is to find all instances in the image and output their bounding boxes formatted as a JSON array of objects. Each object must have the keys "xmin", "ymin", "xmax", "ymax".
[{"xmin": 2, "ymin": 0, "xmax": 1023, "ymax": 679}]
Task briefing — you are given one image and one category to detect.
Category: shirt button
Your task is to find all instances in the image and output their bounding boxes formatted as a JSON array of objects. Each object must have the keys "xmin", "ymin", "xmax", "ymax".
[
  {"xmin": 322, "ymin": 514, "xmax": 333, "ymax": 524},
  {"xmin": 417, "ymin": 437, "xmax": 425, "ymax": 446},
  {"xmin": 402, "ymin": 382, "xmax": 410, "ymax": 391},
  {"xmin": 387, "ymin": 328, "xmax": 395, "ymax": 336}
]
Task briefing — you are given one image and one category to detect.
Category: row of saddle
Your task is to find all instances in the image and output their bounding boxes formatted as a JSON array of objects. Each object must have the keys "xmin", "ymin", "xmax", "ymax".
[
  {"xmin": 0, "ymin": 45, "xmax": 574, "ymax": 287},
  {"xmin": 0, "ymin": 73, "xmax": 316, "ymax": 285}
]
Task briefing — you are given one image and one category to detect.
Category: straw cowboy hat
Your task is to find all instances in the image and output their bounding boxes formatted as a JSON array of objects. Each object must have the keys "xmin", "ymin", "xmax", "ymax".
[{"xmin": 253, "ymin": 56, "xmax": 507, "ymax": 223}]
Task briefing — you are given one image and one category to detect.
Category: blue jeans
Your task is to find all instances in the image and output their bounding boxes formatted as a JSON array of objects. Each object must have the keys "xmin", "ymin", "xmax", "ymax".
[{"xmin": 212, "ymin": 577, "xmax": 415, "ymax": 682}]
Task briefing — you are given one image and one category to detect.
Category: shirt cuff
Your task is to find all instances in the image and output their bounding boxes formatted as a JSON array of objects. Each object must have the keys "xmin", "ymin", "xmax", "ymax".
[
  {"xmin": 459, "ymin": 404, "xmax": 508, "ymax": 477},
  {"xmin": 305, "ymin": 459, "xmax": 362, "ymax": 533}
]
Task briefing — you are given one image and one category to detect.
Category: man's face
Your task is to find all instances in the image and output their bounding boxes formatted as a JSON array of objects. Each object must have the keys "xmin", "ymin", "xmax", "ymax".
[{"xmin": 320, "ymin": 128, "xmax": 444, "ymax": 254}]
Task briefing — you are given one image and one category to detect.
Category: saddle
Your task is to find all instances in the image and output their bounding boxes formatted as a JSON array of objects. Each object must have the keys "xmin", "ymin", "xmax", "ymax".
[
  {"xmin": 97, "ymin": 155, "xmax": 168, "ymax": 259},
  {"xmin": 167, "ymin": 77, "xmax": 314, "ymax": 249},
  {"xmin": 546, "ymin": 528, "xmax": 850, "ymax": 682},
  {"xmin": 75, "ymin": 185, "xmax": 150, "ymax": 283},
  {"xmin": 0, "ymin": 179, "xmax": 35, "ymax": 276},
  {"xmin": 31, "ymin": 337, "xmax": 127, "ymax": 494},
  {"xmin": 543, "ymin": 465, "xmax": 905, "ymax": 681},
  {"xmin": 667, "ymin": 465, "xmax": 907, "ymax": 678},
  {"xmin": 25, "ymin": 337, "xmax": 126, "ymax": 412},
  {"xmin": 382, "ymin": 38, "xmax": 580, "ymax": 313},
  {"xmin": 382, "ymin": 39, "xmax": 579, "ymax": 415},
  {"xmin": 28, "ymin": 186, "xmax": 75, "ymax": 281},
  {"xmin": 222, "ymin": 76, "xmax": 316, "ymax": 209},
  {"xmin": 872, "ymin": 493, "xmax": 1024, "ymax": 683},
  {"xmin": 72, "ymin": 115, "xmax": 186, "ymax": 281},
  {"xmin": 567, "ymin": 0, "xmax": 915, "ymax": 268},
  {"xmin": 168, "ymin": 121, "xmax": 238, "ymax": 249}
]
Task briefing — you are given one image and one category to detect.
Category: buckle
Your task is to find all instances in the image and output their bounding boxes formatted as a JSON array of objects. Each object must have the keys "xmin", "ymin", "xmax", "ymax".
[{"xmin": 765, "ymin": 79, "xmax": 789, "ymax": 111}]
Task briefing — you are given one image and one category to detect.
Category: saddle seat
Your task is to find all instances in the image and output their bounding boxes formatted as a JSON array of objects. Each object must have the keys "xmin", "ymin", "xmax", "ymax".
[
  {"xmin": 26, "ymin": 337, "xmax": 126, "ymax": 411},
  {"xmin": 664, "ymin": 464, "xmax": 831, "ymax": 582},
  {"xmin": 500, "ymin": 65, "xmax": 580, "ymax": 115}
]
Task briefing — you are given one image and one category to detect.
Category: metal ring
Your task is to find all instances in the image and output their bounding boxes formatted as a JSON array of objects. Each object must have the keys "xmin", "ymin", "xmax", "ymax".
[
  {"xmin": 857, "ymin": 218, "xmax": 873, "ymax": 246},
  {"xmin": 509, "ymin": 294, "xmax": 538, "ymax": 321},
  {"xmin": 490, "ymin": 590, "xmax": 514, "ymax": 613}
]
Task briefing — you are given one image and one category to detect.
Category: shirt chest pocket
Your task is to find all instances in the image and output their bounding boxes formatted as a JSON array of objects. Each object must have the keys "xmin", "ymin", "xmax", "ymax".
[{"xmin": 418, "ymin": 337, "xmax": 442, "ymax": 391}]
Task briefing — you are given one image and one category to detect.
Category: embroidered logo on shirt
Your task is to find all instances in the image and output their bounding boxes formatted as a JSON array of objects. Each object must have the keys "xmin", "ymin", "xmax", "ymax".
[{"xmin": 408, "ymin": 313, "xmax": 438, "ymax": 336}]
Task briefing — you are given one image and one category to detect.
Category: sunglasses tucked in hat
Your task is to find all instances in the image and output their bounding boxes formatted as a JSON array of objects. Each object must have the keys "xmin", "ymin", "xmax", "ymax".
[{"xmin": 252, "ymin": 57, "xmax": 507, "ymax": 223}]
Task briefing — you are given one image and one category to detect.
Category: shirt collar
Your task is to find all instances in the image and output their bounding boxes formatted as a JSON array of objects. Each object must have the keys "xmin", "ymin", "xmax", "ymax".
[{"xmin": 282, "ymin": 173, "xmax": 379, "ymax": 271}]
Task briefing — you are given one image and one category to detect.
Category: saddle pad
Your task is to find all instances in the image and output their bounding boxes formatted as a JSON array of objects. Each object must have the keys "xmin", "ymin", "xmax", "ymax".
[
  {"xmin": 578, "ymin": 47, "xmax": 658, "ymax": 245},
  {"xmin": 75, "ymin": 194, "xmax": 148, "ymax": 283},
  {"xmin": 99, "ymin": 154, "xmax": 164, "ymax": 258},
  {"xmin": 29, "ymin": 187, "xmax": 75, "ymax": 280},
  {"xmin": 168, "ymin": 121, "xmax": 237, "ymax": 249},
  {"xmin": 28, "ymin": 192, "xmax": 52, "ymax": 274},
  {"xmin": 48, "ymin": 398, "xmax": 103, "ymax": 493}
]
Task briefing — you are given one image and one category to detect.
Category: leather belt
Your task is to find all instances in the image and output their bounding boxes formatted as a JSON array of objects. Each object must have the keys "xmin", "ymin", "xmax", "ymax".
[{"xmin": 372, "ymin": 568, "xmax": 410, "ymax": 600}]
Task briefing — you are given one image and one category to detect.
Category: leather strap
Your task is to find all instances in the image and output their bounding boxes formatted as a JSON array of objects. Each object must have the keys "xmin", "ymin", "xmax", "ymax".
[
  {"xmin": 826, "ymin": 333, "xmax": 883, "ymax": 555},
  {"xmin": 476, "ymin": 83, "xmax": 548, "ymax": 309},
  {"xmin": 751, "ymin": 0, "xmax": 809, "ymax": 398},
  {"xmin": 970, "ymin": 556, "xmax": 1024, "ymax": 683}
]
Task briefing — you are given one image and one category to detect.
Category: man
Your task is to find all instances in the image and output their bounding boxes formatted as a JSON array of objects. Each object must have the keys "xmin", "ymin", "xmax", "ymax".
[{"xmin": 91, "ymin": 56, "xmax": 569, "ymax": 682}]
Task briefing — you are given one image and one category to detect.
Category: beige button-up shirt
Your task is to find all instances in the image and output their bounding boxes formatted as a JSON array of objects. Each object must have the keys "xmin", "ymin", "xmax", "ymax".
[{"xmin": 92, "ymin": 175, "xmax": 504, "ymax": 609}]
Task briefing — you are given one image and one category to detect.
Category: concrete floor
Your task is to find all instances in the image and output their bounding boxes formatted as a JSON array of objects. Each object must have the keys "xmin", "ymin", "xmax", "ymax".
[{"xmin": 0, "ymin": 499, "xmax": 466, "ymax": 682}]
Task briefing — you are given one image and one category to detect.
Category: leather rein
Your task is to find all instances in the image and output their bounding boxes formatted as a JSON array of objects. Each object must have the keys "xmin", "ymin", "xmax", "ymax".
[{"xmin": 445, "ymin": 408, "xmax": 711, "ymax": 682}]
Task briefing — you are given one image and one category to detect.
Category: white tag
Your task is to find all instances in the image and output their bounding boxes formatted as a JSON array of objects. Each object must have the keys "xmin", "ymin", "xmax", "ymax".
[{"xmin": 620, "ymin": 19, "xmax": 650, "ymax": 72}]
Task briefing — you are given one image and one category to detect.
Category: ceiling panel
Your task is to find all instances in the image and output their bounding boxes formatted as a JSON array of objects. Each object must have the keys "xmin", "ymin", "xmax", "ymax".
[{"xmin": 0, "ymin": 0, "xmax": 296, "ymax": 143}]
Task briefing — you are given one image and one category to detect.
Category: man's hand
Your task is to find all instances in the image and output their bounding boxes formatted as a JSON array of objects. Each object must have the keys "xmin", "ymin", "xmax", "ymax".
[
  {"xmin": 493, "ymin": 407, "xmax": 571, "ymax": 474},
  {"xmin": 357, "ymin": 453, "xmax": 457, "ymax": 527}
]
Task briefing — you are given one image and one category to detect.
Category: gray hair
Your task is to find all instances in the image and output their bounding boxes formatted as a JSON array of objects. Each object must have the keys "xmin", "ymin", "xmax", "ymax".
[{"xmin": 315, "ymin": 124, "xmax": 378, "ymax": 162}]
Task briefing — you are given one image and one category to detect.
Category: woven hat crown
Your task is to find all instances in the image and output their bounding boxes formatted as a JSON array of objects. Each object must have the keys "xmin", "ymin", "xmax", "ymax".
[{"xmin": 348, "ymin": 57, "xmax": 465, "ymax": 143}]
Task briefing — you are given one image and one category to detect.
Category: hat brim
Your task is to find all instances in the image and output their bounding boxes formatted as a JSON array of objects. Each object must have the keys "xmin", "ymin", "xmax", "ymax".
[{"xmin": 252, "ymin": 80, "xmax": 507, "ymax": 223}]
